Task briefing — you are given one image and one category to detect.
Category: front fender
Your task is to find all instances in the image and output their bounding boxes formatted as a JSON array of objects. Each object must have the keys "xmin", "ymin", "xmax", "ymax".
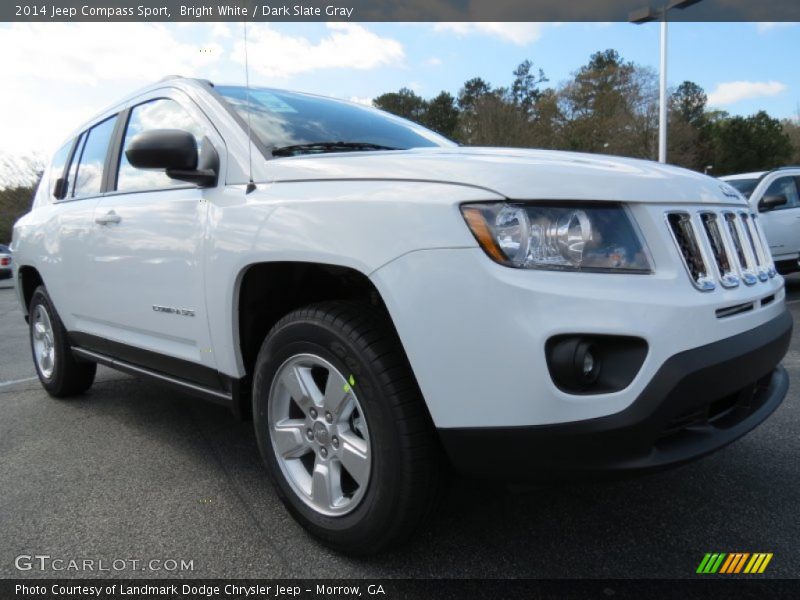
[{"xmin": 205, "ymin": 180, "xmax": 503, "ymax": 377}]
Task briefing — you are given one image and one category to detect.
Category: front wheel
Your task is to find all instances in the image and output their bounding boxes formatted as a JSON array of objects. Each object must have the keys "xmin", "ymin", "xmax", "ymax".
[
  {"xmin": 29, "ymin": 286, "xmax": 96, "ymax": 397},
  {"xmin": 252, "ymin": 301, "xmax": 445, "ymax": 554}
]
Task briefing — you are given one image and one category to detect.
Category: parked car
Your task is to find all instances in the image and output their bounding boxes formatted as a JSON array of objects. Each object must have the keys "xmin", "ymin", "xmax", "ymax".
[
  {"xmin": 720, "ymin": 168, "xmax": 800, "ymax": 273},
  {"xmin": 0, "ymin": 244, "xmax": 12, "ymax": 279},
  {"xmin": 12, "ymin": 77, "xmax": 792, "ymax": 554}
]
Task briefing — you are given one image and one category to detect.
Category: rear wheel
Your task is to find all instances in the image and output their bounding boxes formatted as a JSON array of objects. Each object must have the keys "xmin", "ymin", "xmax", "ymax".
[
  {"xmin": 252, "ymin": 301, "xmax": 445, "ymax": 554},
  {"xmin": 29, "ymin": 286, "xmax": 96, "ymax": 397}
]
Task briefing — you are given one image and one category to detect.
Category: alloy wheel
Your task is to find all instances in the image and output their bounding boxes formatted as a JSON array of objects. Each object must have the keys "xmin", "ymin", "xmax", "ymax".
[
  {"xmin": 32, "ymin": 304, "xmax": 56, "ymax": 379},
  {"xmin": 268, "ymin": 353, "xmax": 371, "ymax": 516}
]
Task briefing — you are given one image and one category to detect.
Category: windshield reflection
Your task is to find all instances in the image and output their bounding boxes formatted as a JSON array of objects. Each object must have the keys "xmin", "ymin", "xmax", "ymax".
[{"xmin": 216, "ymin": 86, "xmax": 454, "ymax": 155}]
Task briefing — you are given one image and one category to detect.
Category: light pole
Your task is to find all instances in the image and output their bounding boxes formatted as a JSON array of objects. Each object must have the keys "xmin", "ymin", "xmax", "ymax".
[{"xmin": 629, "ymin": 0, "xmax": 704, "ymax": 164}]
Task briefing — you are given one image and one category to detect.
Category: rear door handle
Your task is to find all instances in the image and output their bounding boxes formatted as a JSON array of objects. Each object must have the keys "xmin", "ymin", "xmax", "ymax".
[{"xmin": 95, "ymin": 210, "xmax": 121, "ymax": 225}]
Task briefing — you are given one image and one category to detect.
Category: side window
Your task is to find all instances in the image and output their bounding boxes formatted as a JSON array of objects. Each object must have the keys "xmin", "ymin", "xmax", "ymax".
[
  {"xmin": 49, "ymin": 141, "xmax": 72, "ymax": 199},
  {"xmin": 117, "ymin": 98, "xmax": 206, "ymax": 192},
  {"xmin": 72, "ymin": 116, "xmax": 118, "ymax": 198},
  {"xmin": 64, "ymin": 133, "xmax": 86, "ymax": 199},
  {"xmin": 763, "ymin": 176, "xmax": 799, "ymax": 210}
]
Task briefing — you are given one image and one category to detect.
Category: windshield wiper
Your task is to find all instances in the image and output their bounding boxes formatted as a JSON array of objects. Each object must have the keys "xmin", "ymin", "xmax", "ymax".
[{"xmin": 271, "ymin": 141, "xmax": 401, "ymax": 157}]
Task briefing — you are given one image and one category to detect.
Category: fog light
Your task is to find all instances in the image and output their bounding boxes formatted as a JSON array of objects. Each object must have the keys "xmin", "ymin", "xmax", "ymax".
[
  {"xmin": 547, "ymin": 338, "xmax": 601, "ymax": 391},
  {"xmin": 545, "ymin": 334, "xmax": 648, "ymax": 395}
]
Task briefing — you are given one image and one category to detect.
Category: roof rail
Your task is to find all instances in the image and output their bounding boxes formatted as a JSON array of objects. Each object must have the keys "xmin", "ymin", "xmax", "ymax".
[{"xmin": 157, "ymin": 75, "xmax": 214, "ymax": 87}]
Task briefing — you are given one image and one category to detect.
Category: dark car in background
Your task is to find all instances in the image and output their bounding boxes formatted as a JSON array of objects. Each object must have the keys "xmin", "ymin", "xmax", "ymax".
[{"xmin": 0, "ymin": 244, "xmax": 12, "ymax": 279}]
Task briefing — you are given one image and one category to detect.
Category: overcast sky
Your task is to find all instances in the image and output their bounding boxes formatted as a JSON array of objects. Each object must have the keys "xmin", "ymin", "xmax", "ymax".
[{"xmin": 0, "ymin": 21, "xmax": 797, "ymax": 158}]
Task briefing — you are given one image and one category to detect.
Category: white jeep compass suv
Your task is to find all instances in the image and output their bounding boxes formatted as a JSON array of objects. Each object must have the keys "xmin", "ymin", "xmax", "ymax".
[{"xmin": 11, "ymin": 78, "xmax": 792, "ymax": 553}]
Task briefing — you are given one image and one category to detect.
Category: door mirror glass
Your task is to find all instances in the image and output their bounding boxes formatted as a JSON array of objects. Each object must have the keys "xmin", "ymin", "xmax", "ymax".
[
  {"xmin": 125, "ymin": 128, "xmax": 217, "ymax": 187},
  {"xmin": 126, "ymin": 128, "xmax": 198, "ymax": 171},
  {"xmin": 759, "ymin": 176, "xmax": 800, "ymax": 212},
  {"xmin": 759, "ymin": 194, "xmax": 788, "ymax": 212}
]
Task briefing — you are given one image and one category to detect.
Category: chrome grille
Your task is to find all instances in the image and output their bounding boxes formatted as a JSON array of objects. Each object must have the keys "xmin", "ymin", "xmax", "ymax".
[
  {"xmin": 740, "ymin": 212, "xmax": 770, "ymax": 282},
  {"xmin": 666, "ymin": 209, "xmax": 775, "ymax": 291},
  {"xmin": 699, "ymin": 212, "xmax": 739, "ymax": 288}
]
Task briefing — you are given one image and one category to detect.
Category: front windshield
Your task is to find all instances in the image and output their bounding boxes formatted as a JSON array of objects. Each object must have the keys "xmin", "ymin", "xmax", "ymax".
[
  {"xmin": 215, "ymin": 86, "xmax": 455, "ymax": 156},
  {"xmin": 724, "ymin": 178, "xmax": 759, "ymax": 199}
]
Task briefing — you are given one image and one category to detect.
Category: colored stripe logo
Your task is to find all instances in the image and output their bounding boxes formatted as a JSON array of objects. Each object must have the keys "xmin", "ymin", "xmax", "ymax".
[{"xmin": 697, "ymin": 553, "xmax": 773, "ymax": 574}]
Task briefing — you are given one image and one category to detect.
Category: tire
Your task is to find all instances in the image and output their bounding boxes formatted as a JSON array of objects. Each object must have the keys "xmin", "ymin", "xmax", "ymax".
[
  {"xmin": 252, "ymin": 301, "xmax": 446, "ymax": 554},
  {"xmin": 29, "ymin": 285, "xmax": 96, "ymax": 397}
]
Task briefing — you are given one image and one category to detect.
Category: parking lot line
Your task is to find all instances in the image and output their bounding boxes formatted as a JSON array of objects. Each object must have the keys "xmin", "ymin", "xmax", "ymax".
[{"xmin": 0, "ymin": 376, "xmax": 38, "ymax": 388}]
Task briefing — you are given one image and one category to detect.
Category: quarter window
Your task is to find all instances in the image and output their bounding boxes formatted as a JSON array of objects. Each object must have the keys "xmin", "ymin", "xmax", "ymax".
[
  {"xmin": 72, "ymin": 116, "xmax": 118, "ymax": 198},
  {"xmin": 64, "ymin": 133, "xmax": 86, "ymax": 199},
  {"xmin": 117, "ymin": 98, "xmax": 206, "ymax": 192},
  {"xmin": 49, "ymin": 141, "xmax": 72, "ymax": 199}
]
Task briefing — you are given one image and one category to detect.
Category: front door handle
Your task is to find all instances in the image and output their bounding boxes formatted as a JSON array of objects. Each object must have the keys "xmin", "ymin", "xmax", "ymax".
[{"xmin": 95, "ymin": 210, "xmax": 121, "ymax": 225}]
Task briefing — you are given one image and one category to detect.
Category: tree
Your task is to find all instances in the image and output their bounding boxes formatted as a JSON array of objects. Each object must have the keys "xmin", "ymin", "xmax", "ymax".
[
  {"xmin": 559, "ymin": 50, "xmax": 658, "ymax": 158},
  {"xmin": 671, "ymin": 81, "xmax": 707, "ymax": 127},
  {"xmin": 510, "ymin": 60, "xmax": 548, "ymax": 117},
  {"xmin": 782, "ymin": 117, "xmax": 800, "ymax": 165},
  {"xmin": 366, "ymin": 53, "xmax": 794, "ymax": 173},
  {"xmin": 668, "ymin": 81, "xmax": 713, "ymax": 171},
  {"xmin": 457, "ymin": 77, "xmax": 493, "ymax": 113},
  {"xmin": 423, "ymin": 91, "xmax": 460, "ymax": 139},
  {"xmin": 0, "ymin": 185, "xmax": 37, "ymax": 244},
  {"xmin": 373, "ymin": 88, "xmax": 427, "ymax": 122},
  {"xmin": 455, "ymin": 63, "xmax": 547, "ymax": 146},
  {"xmin": 529, "ymin": 88, "xmax": 565, "ymax": 149},
  {"xmin": 712, "ymin": 111, "xmax": 792, "ymax": 175},
  {"xmin": 459, "ymin": 94, "xmax": 532, "ymax": 147},
  {"xmin": 456, "ymin": 78, "xmax": 497, "ymax": 143}
]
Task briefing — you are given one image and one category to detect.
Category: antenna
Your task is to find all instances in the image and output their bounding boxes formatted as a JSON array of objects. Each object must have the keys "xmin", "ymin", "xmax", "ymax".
[{"xmin": 243, "ymin": 21, "xmax": 256, "ymax": 194}]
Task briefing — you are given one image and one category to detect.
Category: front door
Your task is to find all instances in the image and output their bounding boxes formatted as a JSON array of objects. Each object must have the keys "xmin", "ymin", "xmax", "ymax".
[
  {"xmin": 758, "ymin": 175, "xmax": 800, "ymax": 263},
  {"xmin": 85, "ymin": 93, "xmax": 223, "ymax": 386}
]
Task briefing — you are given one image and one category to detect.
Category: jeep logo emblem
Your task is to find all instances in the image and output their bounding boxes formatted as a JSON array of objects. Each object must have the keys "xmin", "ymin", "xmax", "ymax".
[{"xmin": 720, "ymin": 183, "xmax": 741, "ymax": 199}]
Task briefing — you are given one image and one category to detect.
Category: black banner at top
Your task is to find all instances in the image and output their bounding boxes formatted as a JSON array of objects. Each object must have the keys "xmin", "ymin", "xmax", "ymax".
[{"xmin": 3, "ymin": 0, "xmax": 800, "ymax": 22}]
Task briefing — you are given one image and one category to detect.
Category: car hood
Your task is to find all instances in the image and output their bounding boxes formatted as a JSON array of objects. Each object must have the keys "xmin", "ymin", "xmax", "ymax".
[{"xmin": 265, "ymin": 146, "xmax": 745, "ymax": 206}]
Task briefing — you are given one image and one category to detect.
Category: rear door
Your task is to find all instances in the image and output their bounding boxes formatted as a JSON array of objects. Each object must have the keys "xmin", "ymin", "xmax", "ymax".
[
  {"xmin": 757, "ymin": 175, "xmax": 800, "ymax": 262},
  {"xmin": 84, "ymin": 90, "xmax": 225, "ymax": 386},
  {"xmin": 41, "ymin": 116, "xmax": 119, "ymax": 332}
]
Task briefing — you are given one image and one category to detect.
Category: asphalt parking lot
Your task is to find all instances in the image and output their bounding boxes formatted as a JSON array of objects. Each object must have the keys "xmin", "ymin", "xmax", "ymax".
[{"xmin": 1, "ymin": 275, "xmax": 799, "ymax": 579}]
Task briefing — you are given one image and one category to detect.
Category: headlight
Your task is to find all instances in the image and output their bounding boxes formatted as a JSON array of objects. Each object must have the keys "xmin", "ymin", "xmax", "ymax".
[{"xmin": 461, "ymin": 202, "xmax": 652, "ymax": 273}]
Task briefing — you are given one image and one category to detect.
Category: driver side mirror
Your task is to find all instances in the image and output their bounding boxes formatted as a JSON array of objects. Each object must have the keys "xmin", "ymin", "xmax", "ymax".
[
  {"xmin": 125, "ymin": 129, "xmax": 219, "ymax": 187},
  {"xmin": 758, "ymin": 194, "xmax": 788, "ymax": 212}
]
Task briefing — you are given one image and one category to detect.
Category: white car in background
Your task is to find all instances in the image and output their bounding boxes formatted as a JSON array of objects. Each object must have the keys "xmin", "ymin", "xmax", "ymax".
[{"xmin": 721, "ymin": 168, "xmax": 800, "ymax": 274}]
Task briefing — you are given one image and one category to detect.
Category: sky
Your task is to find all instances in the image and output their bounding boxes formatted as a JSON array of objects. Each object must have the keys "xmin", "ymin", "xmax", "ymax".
[{"xmin": 0, "ymin": 21, "xmax": 797, "ymax": 159}]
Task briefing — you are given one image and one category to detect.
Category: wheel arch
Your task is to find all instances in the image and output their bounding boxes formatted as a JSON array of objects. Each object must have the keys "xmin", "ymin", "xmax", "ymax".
[
  {"xmin": 17, "ymin": 265, "xmax": 44, "ymax": 320},
  {"xmin": 234, "ymin": 260, "xmax": 415, "ymax": 418}
]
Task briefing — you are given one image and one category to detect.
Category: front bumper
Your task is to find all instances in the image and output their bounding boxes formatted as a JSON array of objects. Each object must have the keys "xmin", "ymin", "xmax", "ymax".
[{"xmin": 438, "ymin": 310, "xmax": 791, "ymax": 479}]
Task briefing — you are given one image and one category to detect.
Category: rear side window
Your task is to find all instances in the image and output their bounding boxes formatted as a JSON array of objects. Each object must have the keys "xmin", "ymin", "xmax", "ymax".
[
  {"xmin": 116, "ymin": 98, "xmax": 206, "ymax": 192},
  {"xmin": 72, "ymin": 116, "xmax": 118, "ymax": 198}
]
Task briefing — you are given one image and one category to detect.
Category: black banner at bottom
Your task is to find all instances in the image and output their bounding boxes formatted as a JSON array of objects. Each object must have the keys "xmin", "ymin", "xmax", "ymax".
[{"xmin": 3, "ymin": 579, "xmax": 800, "ymax": 600}]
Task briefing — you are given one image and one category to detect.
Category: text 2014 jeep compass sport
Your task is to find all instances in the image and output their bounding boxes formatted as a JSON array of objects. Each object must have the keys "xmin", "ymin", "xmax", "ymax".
[{"xmin": 11, "ymin": 78, "xmax": 792, "ymax": 553}]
